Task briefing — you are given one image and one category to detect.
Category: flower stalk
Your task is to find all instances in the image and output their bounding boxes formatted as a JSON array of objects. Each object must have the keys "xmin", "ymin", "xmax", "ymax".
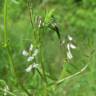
[{"xmin": 4, "ymin": 0, "xmax": 7, "ymax": 47}]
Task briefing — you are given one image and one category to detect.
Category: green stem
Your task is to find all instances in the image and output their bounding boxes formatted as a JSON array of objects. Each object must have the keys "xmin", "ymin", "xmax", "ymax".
[
  {"xmin": 56, "ymin": 64, "xmax": 88, "ymax": 85},
  {"xmin": 4, "ymin": 1, "xmax": 32, "ymax": 95},
  {"xmin": 7, "ymin": 45, "xmax": 32, "ymax": 96},
  {"xmin": 27, "ymin": 0, "xmax": 34, "ymax": 27},
  {"xmin": 39, "ymin": 28, "xmax": 47, "ymax": 84},
  {"xmin": 4, "ymin": 0, "xmax": 7, "ymax": 47},
  {"xmin": 27, "ymin": 0, "xmax": 37, "ymax": 43},
  {"xmin": 7, "ymin": 46, "xmax": 16, "ymax": 78}
]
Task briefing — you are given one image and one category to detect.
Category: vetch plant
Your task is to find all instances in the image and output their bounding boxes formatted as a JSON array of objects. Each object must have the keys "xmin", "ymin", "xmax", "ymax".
[{"xmin": 0, "ymin": 0, "xmax": 91, "ymax": 95}]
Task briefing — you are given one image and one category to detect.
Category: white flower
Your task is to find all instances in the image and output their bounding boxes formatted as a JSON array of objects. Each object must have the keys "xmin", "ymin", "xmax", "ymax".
[
  {"xmin": 25, "ymin": 65, "xmax": 33, "ymax": 72},
  {"xmin": 32, "ymin": 63, "xmax": 39, "ymax": 68},
  {"xmin": 65, "ymin": 35, "xmax": 77, "ymax": 60},
  {"xmin": 70, "ymin": 43, "xmax": 76, "ymax": 49},
  {"xmin": 67, "ymin": 50, "xmax": 73, "ymax": 59},
  {"xmin": 68, "ymin": 35, "xmax": 73, "ymax": 41},
  {"xmin": 67, "ymin": 43, "xmax": 76, "ymax": 60},
  {"xmin": 29, "ymin": 44, "xmax": 33, "ymax": 51},
  {"xmin": 67, "ymin": 43, "xmax": 70, "ymax": 51},
  {"xmin": 32, "ymin": 49, "xmax": 39, "ymax": 57},
  {"xmin": 27, "ymin": 56, "xmax": 34, "ymax": 62},
  {"xmin": 4, "ymin": 85, "xmax": 9, "ymax": 96},
  {"xmin": 25, "ymin": 63, "xmax": 39, "ymax": 72},
  {"xmin": 22, "ymin": 50, "xmax": 28, "ymax": 56},
  {"xmin": 38, "ymin": 20, "xmax": 42, "ymax": 28}
]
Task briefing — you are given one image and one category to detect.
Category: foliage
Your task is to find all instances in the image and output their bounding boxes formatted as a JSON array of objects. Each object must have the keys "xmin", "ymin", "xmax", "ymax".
[{"xmin": 0, "ymin": 0, "xmax": 96, "ymax": 96}]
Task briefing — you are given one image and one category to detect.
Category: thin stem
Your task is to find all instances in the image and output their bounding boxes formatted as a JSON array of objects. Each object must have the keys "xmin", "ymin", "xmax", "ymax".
[
  {"xmin": 36, "ymin": 69, "xmax": 44, "ymax": 80},
  {"xmin": 4, "ymin": 1, "xmax": 32, "ymax": 95},
  {"xmin": 4, "ymin": 0, "xmax": 7, "ymax": 47},
  {"xmin": 39, "ymin": 28, "xmax": 47, "ymax": 84},
  {"xmin": 7, "ymin": 46, "xmax": 16, "ymax": 78},
  {"xmin": 27, "ymin": 0, "xmax": 34, "ymax": 27},
  {"xmin": 7, "ymin": 45, "xmax": 32, "ymax": 96},
  {"xmin": 27, "ymin": 0, "xmax": 37, "ymax": 46},
  {"xmin": 27, "ymin": 0, "xmax": 37, "ymax": 42},
  {"xmin": 56, "ymin": 64, "xmax": 88, "ymax": 85}
]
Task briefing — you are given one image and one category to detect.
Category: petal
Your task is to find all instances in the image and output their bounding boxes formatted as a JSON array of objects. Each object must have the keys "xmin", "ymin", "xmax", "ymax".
[
  {"xmin": 27, "ymin": 56, "xmax": 34, "ymax": 62},
  {"xmin": 29, "ymin": 44, "xmax": 33, "ymax": 51},
  {"xmin": 32, "ymin": 49, "xmax": 39, "ymax": 57},
  {"xmin": 22, "ymin": 50, "xmax": 28, "ymax": 56},
  {"xmin": 67, "ymin": 43, "xmax": 70, "ymax": 51},
  {"xmin": 70, "ymin": 43, "xmax": 76, "ymax": 49},
  {"xmin": 67, "ymin": 51, "xmax": 73, "ymax": 59},
  {"xmin": 68, "ymin": 35, "xmax": 73, "ymax": 41},
  {"xmin": 25, "ymin": 64, "xmax": 39, "ymax": 72},
  {"xmin": 25, "ymin": 65, "xmax": 33, "ymax": 72},
  {"xmin": 32, "ymin": 63, "xmax": 39, "ymax": 68}
]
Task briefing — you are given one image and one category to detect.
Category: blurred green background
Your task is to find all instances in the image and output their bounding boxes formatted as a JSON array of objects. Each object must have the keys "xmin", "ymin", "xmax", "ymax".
[{"xmin": 0, "ymin": 0, "xmax": 96, "ymax": 96}]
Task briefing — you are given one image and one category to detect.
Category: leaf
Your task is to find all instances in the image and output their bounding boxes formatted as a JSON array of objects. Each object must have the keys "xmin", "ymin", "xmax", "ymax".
[{"xmin": 45, "ymin": 9, "xmax": 55, "ymax": 23}]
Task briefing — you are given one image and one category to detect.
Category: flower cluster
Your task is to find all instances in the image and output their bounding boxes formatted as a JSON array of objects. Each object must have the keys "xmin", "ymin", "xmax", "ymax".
[
  {"xmin": 62, "ymin": 35, "xmax": 76, "ymax": 60},
  {"xmin": 22, "ymin": 44, "xmax": 39, "ymax": 72},
  {"xmin": 67, "ymin": 35, "xmax": 76, "ymax": 60}
]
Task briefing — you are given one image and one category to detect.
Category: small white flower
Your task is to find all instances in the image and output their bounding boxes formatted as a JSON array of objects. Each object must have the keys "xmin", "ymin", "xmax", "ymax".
[
  {"xmin": 4, "ymin": 85, "xmax": 9, "ymax": 96},
  {"xmin": 32, "ymin": 49, "xmax": 39, "ymax": 57},
  {"xmin": 67, "ymin": 43, "xmax": 70, "ymax": 51},
  {"xmin": 67, "ymin": 43, "xmax": 76, "ymax": 60},
  {"xmin": 70, "ymin": 43, "xmax": 76, "ymax": 49},
  {"xmin": 27, "ymin": 56, "xmax": 34, "ymax": 62},
  {"xmin": 68, "ymin": 35, "xmax": 73, "ymax": 41},
  {"xmin": 67, "ymin": 50, "xmax": 73, "ymax": 59},
  {"xmin": 22, "ymin": 50, "xmax": 28, "ymax": 56},
  {"xmin": 66, "ymin": 35, "xmax": 76, "ymax": 60},
  {"xmin": 32, "ymin": 63, "xmax": 39, "ymax": 68},
  {"xmin": 25, "ymin": 65, "xmax": 33, "ymax": 72},
  {"xmin": 25, "ymin": 63, "xmax": 39, "ymax": 72},
  {"xmin": 29, "ymin": 44, "xmax": 33, "ymax": 51},
  {"xmin": 38, "ymin": 20, "xmax": 42, "ymax": 28}
]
